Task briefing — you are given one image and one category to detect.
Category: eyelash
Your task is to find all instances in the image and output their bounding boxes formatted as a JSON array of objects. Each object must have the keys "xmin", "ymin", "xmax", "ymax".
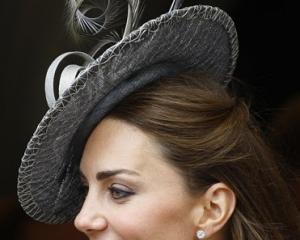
[
  {"xmin": 108, "ymin": 186, "xmax": 135, "ymax": 200},
  {"xmin": 80, "ymin": 182, "xmax": 135, "ymax": 200}
]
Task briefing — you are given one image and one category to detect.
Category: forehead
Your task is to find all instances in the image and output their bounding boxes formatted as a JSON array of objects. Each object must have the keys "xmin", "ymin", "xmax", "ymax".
[{"xmin": 80, "ymin": 117, "xmax": 168, "ymax": 175}]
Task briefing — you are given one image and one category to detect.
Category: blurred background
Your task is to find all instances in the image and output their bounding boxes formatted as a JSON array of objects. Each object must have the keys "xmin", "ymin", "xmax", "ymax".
[{"xmin": 1, "ymin": 0, "xmax": 299, "ymax": 239}]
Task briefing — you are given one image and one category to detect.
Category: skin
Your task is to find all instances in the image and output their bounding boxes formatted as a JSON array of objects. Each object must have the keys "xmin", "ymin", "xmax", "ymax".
[{"xmin": 75, "ymin": 117, "xmax": 236, "ymax": 240}]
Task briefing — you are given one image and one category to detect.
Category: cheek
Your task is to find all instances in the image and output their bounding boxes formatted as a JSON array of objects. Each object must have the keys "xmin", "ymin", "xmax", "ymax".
[{"xmin": 109, "ymin": 195, "xmax": 195, "ymax": 240}]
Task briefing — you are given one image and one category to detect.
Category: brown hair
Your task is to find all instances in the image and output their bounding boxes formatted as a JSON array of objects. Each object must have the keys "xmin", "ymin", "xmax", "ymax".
[{"xmin": 107, "ymin": 72, "xmax": 300, "ymax": 240}]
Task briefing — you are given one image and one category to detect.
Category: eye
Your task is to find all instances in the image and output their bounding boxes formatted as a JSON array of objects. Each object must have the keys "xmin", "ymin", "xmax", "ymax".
[{"xmin": 108, "ymin": 184, "xmax": 135, "ymax": 200}]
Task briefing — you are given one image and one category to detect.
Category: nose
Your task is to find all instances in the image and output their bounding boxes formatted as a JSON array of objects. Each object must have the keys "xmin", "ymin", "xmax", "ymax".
[{"xmin": 74, "ymin": 193, "xmax": 108, "ymax": 235}]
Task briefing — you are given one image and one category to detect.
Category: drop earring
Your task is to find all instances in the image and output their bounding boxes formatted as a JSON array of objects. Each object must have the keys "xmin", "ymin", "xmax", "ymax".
[{"xmin": 196, "ymin": 229, "xmax": 206, "ymax": 239}]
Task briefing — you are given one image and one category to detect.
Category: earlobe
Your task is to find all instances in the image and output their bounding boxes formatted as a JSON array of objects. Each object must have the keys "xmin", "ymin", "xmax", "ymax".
[{"xmin": 194, "ymin": 183, "xmax": 236, "ymax": 238}]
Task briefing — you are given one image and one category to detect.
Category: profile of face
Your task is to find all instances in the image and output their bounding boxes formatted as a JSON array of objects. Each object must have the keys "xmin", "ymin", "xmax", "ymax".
[{"xmin": 75, "ymin": 117, "xmax": 236, "ymax": 240}]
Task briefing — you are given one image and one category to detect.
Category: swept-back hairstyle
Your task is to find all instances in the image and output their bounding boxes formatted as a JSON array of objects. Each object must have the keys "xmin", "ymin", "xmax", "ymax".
[
  {"xmin": 106, "ymin": 72, "xmax": 300, "ymax": 240},
  {"xmin": 65, "ymin": 1, "xmax": 300, "ymax": 238}
]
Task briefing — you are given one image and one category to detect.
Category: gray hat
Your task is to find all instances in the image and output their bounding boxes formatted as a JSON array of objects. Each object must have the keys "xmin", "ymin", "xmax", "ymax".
[{"xmin": 17, "ymin": 2, "xmax": 238, "ymax": 224}]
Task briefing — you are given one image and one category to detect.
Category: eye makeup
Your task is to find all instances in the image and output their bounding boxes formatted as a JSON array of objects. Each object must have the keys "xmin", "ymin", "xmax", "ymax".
[{"xmin": 108, "ymin": 183, "xmax": 136, "ymax": 200}]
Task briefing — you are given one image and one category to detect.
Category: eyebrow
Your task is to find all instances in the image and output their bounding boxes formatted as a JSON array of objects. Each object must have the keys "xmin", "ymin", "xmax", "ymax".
[
  {"xmin": 96, "ymin": 169, "xmax": 140, "ymax": 180},
  {"xmin": 80, "ymin": 169, "xmax": 140, "ymax": 181}
]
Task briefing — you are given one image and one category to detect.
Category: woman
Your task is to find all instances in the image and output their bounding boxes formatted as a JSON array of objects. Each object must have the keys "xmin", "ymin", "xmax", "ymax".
[{"xmin": 17, "ymin": 0, "xmax": 300, "ymax": 239}]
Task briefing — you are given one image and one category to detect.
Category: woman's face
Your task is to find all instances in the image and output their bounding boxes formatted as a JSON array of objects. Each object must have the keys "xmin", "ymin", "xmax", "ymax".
[{"xmin": 75, "ymin": 117, "xmax": 200, "ymax": 240}]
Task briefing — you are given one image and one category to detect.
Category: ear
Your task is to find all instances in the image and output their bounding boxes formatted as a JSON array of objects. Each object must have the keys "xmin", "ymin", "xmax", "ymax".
[{"xmin": 192, "ymin": 183, "xmax": 236, "ymax": 238}]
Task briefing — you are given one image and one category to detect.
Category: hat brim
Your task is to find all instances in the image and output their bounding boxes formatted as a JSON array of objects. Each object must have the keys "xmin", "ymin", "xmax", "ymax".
[{"xmin": 18, "ymin": 4, "xmax": 238, "ymax": 223}]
